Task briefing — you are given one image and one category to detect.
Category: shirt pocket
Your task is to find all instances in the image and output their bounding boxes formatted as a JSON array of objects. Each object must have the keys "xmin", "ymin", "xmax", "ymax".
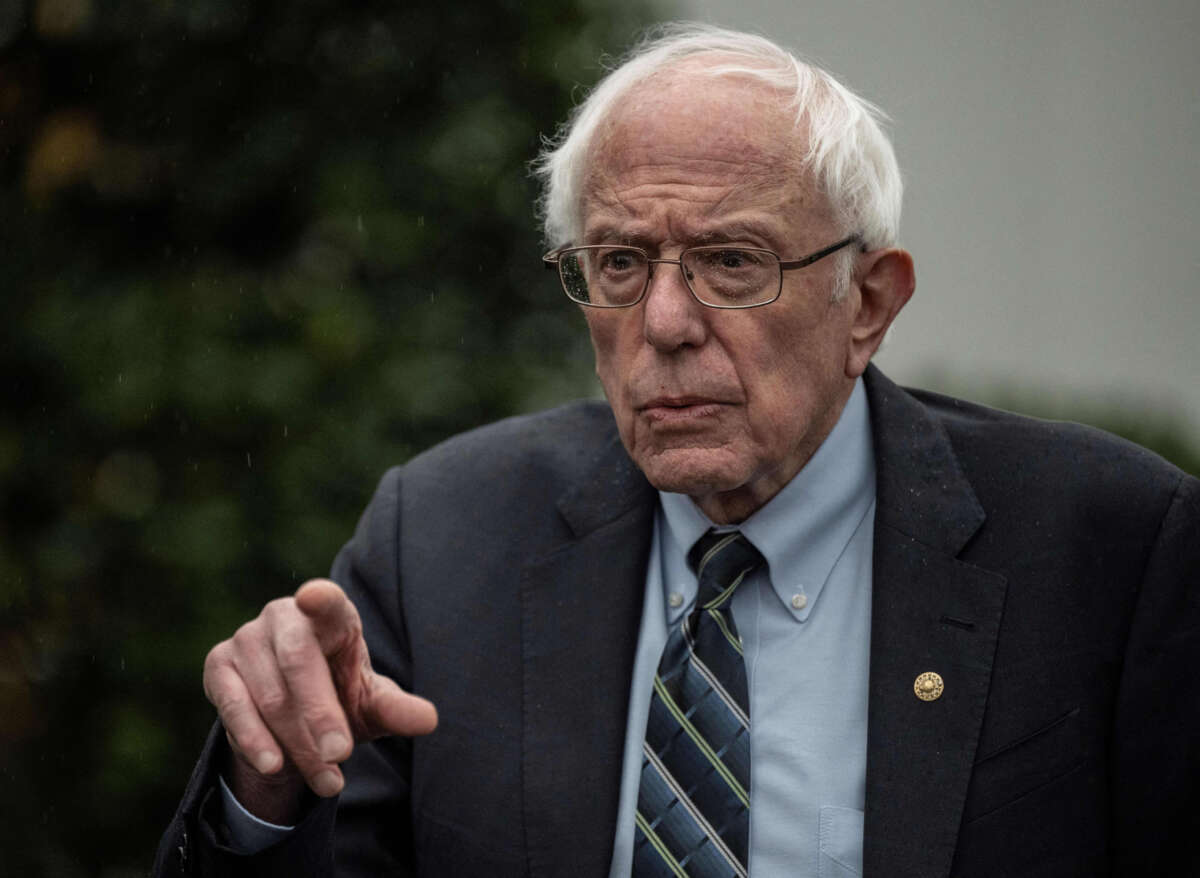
[{"xmin": 818, "ymin": 806, "xmax": 864, "ymax": 878}]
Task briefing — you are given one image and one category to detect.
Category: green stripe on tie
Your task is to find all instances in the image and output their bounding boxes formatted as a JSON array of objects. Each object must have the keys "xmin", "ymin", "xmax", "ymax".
[
  {"xmin": 707, "ymin": 608, "xmax": 743, "ymax": 655},
  {"xmin": 652, "ymin": 675, "xmax": 750, "ymax": 807},
  {"xmin": 635, "ymin": 811, "xmax": 690, "ymax": 878}
]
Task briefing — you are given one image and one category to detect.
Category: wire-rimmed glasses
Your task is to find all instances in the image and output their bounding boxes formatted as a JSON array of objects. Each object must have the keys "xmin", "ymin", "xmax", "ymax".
[{"xmin": 542, "ymin": 233, "xmax": 862, "ymax": 309}]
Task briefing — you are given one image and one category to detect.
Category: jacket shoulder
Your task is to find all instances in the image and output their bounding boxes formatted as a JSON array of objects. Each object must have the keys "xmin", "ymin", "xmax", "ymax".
[
  {"xmin": 356, "ymin": 399, "xmax": 632, "ymax": 546},
  {"xmin": 403, "ymin": 398, "xmax": 620, "ymax": 483},
  {"xmin": 900, "ymin": 385, "xmax": 1192, "ymax": 541},
  {"xmin": 907, "ymin": 385, "xmax": 1186, "ymax": 486}
]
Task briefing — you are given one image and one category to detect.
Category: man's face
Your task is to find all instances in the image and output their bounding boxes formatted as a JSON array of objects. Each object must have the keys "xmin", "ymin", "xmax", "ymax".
[{"xmin": 580, "ymin": 71, "xmax": 865, "ymax": 523}]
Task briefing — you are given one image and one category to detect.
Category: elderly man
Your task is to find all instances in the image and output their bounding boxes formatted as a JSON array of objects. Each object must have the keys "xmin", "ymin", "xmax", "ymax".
[{"xmin": 155, "ymin": 24, "xmax": 1198, "ymax": 878}]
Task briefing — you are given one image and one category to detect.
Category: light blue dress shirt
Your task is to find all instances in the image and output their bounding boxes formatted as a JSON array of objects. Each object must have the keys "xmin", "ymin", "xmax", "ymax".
[
  {"xmin": 609, "ymin": 377, "xmax": 876, "ymax": 877},
  {"xmin": 224, "ymin": 379, "xmax": 876, "ymax": 874}
]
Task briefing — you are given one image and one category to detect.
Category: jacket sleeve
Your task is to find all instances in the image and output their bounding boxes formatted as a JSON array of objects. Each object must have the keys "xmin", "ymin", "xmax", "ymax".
[
  {"xmin": 150, "ymin": 723, "xmax": 339, "ymax": 877},
  {"xmin": 1111, "ymin": 472, "xmax": 1200, "ymax": 873},
  {"xmin": 151, "ymin": 466, "xmax": 416, "ymax": 877}
]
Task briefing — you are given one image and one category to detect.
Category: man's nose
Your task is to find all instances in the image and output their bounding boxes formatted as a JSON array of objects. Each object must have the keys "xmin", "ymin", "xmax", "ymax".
[{"xmin": 641, "ymin": 258, "xmax": 707, "ymax": 351}]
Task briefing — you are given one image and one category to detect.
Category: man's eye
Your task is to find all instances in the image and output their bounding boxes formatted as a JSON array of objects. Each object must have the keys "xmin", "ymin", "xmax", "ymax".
[
  {"xmin": 600, "ymin": 250, "xmax": 641, "ymax": 272},
  {"xmin": 698, "ymin": 249, "xmax": 759, "ymax": 271}
]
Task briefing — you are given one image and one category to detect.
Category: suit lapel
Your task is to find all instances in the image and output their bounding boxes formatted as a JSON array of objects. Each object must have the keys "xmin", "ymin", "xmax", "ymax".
[
  {"xmin": 862, "ymin": 367, "xmax": 1008, "ymax": 878},
  {"xmin": 520, "ymin": 431, "xmax": 656, "ymax": 878}
]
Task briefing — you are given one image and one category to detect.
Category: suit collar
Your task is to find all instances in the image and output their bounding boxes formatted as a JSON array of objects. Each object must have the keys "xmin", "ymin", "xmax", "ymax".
[
  {"xmin": 522, "ymin": 420, "xmax": 655, "ymax": 878},
  {"xmin": 862, "ymin": 365, "xmax": 1008, "ymax": 878},
  {"xmin": 865, "ymin": 364, "xmax": 986, "ymax": 555},
  {"xmin": 555, "ymin": 430, "xmax": 656, "ymax": 539}
]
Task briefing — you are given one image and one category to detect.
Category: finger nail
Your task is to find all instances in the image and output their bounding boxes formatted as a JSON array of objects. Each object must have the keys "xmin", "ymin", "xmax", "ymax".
[
  {"xmin": 312, "ymin": 770, "xmax": 342, "ymax": 797},
  {"xmin": 253, "ymin": 750, "xmax": 280, "ymax": 774},
  {"xmin": 318, "ymin": 732, "xmax": 349, "ymax": 762}
]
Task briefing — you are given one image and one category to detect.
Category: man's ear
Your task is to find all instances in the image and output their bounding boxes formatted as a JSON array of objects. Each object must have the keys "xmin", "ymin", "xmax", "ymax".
[{"xmin": 844, "ymin": 247, "xmax": 915, "ymax": 378}]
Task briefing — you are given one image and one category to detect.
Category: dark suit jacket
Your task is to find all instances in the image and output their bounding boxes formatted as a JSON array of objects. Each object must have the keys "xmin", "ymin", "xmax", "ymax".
[{"xmin": 154, "ymin": 366, "xmax": 1200, "ymax": 877}]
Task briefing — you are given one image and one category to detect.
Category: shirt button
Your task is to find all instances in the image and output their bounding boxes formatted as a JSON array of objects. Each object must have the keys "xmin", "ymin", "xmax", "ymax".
[
  {"xmin": 668, "ymin": 592, "xmax": 684, "ymax": 608},
  {"xmin": 791, "ymin": 593, "xmax": 808, "ymax": 610}
]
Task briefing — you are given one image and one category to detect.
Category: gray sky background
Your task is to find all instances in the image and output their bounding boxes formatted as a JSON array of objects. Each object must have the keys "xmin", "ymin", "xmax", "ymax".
[{"xmin": 683, "ymin": 0, "xmax": 1199, "ymax": 435}]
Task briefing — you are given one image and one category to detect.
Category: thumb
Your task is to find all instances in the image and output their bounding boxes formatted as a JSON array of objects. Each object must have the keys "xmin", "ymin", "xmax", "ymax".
[
  {"xmin": 362, "ymin": 672, "xmax": 439, "ymax": 738},
  {"xmin": 295, "ymin": 578, "xmax": 437, "ymax": 739}
]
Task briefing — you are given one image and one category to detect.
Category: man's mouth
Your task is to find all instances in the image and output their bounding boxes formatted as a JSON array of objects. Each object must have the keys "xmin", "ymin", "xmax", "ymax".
[{"xmin": 637, "ymin": 397, "xmax": 726, "ymax": 422}]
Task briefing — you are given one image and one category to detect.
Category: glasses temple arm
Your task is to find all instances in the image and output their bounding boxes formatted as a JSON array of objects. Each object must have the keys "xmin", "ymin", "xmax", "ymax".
[{"xmin": 777, "ymin": 233, "xmax": 863, "ymax": 270}]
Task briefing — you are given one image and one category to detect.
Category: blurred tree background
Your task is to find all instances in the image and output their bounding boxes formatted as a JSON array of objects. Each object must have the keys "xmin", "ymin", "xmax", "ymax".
[
  {"xmin": 0, "ymin": 0, "xmax": 1195, "ymax": 875},
  {"xmin": 0, "ymin": 0, "xmax": 668, "ymax": 873}
]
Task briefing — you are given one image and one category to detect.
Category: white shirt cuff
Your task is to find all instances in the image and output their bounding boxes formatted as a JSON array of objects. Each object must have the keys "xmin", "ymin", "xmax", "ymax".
[{"xmin": 218, "ymin": 774, "xmax": 296, "ymax": 854}]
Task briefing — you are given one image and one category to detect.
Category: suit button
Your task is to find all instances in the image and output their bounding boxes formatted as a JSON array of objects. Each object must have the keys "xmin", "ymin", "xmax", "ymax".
[{"xmin": 914, "ymin": 671, "xmax": 944, "ymax": 701}]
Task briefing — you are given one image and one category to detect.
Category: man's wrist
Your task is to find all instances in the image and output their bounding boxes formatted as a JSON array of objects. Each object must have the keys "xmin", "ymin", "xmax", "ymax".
[
  {"xmin": 224, "ymin": 746, "xmax": 309, "ymax": 826},
  {"xmin": 218, "ymin": 774, "xmax": 296, "ymax": 854}
]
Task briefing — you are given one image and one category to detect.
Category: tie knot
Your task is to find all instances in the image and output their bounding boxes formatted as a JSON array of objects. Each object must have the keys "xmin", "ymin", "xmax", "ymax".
[{"xmin": 687, "ymin": 530, "xmax": 765, "ymax": 610}]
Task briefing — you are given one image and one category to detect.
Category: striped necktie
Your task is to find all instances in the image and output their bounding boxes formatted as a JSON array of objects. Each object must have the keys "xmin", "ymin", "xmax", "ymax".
[{"xmin": 633, "ymin": 530, "xmax": 764, "ymax": 877}]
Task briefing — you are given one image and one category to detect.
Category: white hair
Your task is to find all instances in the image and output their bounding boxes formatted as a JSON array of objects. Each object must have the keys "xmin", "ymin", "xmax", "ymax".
[{"xmin": 532, "ymin": 23, "xmax": 903, "ymax": 258}]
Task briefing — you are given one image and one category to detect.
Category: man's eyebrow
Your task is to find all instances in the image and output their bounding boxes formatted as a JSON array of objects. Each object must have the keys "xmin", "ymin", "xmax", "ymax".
[
  {"xmin": 581, "ymin": 219, "xmax": 785, "ymax": 247},
  {"xmin": 692, "ymin": 220, "xmax": 782, "ymax": 245},
  {"xmin": 581, "ymin": 222, "xmax": 648, "ymax": 245}
]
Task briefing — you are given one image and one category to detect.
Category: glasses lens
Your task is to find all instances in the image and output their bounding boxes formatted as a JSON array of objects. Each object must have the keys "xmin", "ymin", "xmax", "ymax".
[
  {"xmin": 684, "ymin": 248, "xmax": 780, "ymax": 306},
  {"xmin": 560, "ymin": 247, "xmax": 647, "ymax": 307}
]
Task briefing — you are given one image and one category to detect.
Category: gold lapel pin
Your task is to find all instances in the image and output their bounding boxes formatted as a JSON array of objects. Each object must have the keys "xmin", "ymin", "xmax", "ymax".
[{"xmin": 914, "ymin": 671, "xmax": 944, "ymax": 701}]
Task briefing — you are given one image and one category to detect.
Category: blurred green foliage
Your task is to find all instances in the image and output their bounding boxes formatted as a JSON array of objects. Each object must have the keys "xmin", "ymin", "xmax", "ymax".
[{"xmin": 0, "ymin": 0, "xmax": 666, "ymax": 873}]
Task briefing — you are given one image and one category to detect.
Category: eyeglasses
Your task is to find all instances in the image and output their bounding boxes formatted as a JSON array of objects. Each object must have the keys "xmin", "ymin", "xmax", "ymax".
[{"xmin": 542, "ymin": 233, "xmax": 862, "ymax": 309}]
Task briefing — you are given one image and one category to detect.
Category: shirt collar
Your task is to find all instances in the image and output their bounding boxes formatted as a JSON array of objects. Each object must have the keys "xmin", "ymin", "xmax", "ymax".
[{"xmin": 658, "ymin": 377, "xmax": 876, "ymax": 622}]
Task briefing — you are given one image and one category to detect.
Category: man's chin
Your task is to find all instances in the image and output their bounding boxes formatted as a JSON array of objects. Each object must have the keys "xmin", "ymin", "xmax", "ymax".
[{"xmin": 634, "ymin": 447, "xmax": 748, "ymax": 499}]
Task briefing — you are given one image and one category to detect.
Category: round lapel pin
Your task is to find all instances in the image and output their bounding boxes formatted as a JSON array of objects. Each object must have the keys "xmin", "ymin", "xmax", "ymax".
[{"xmin": 914, "ymin": 671, "xmax": 944, "ymax": 701}]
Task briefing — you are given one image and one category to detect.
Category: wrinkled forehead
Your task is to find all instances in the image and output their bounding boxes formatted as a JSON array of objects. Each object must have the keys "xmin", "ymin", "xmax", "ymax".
[{"xmin": 579, "ymin": 65, "xmax": 822, "ymax": 237}]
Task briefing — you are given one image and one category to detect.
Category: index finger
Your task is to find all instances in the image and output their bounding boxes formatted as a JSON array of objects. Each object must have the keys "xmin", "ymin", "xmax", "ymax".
[{"xmin": 293, "ymin": 579, "xmax": 363, "ymax": 658}]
